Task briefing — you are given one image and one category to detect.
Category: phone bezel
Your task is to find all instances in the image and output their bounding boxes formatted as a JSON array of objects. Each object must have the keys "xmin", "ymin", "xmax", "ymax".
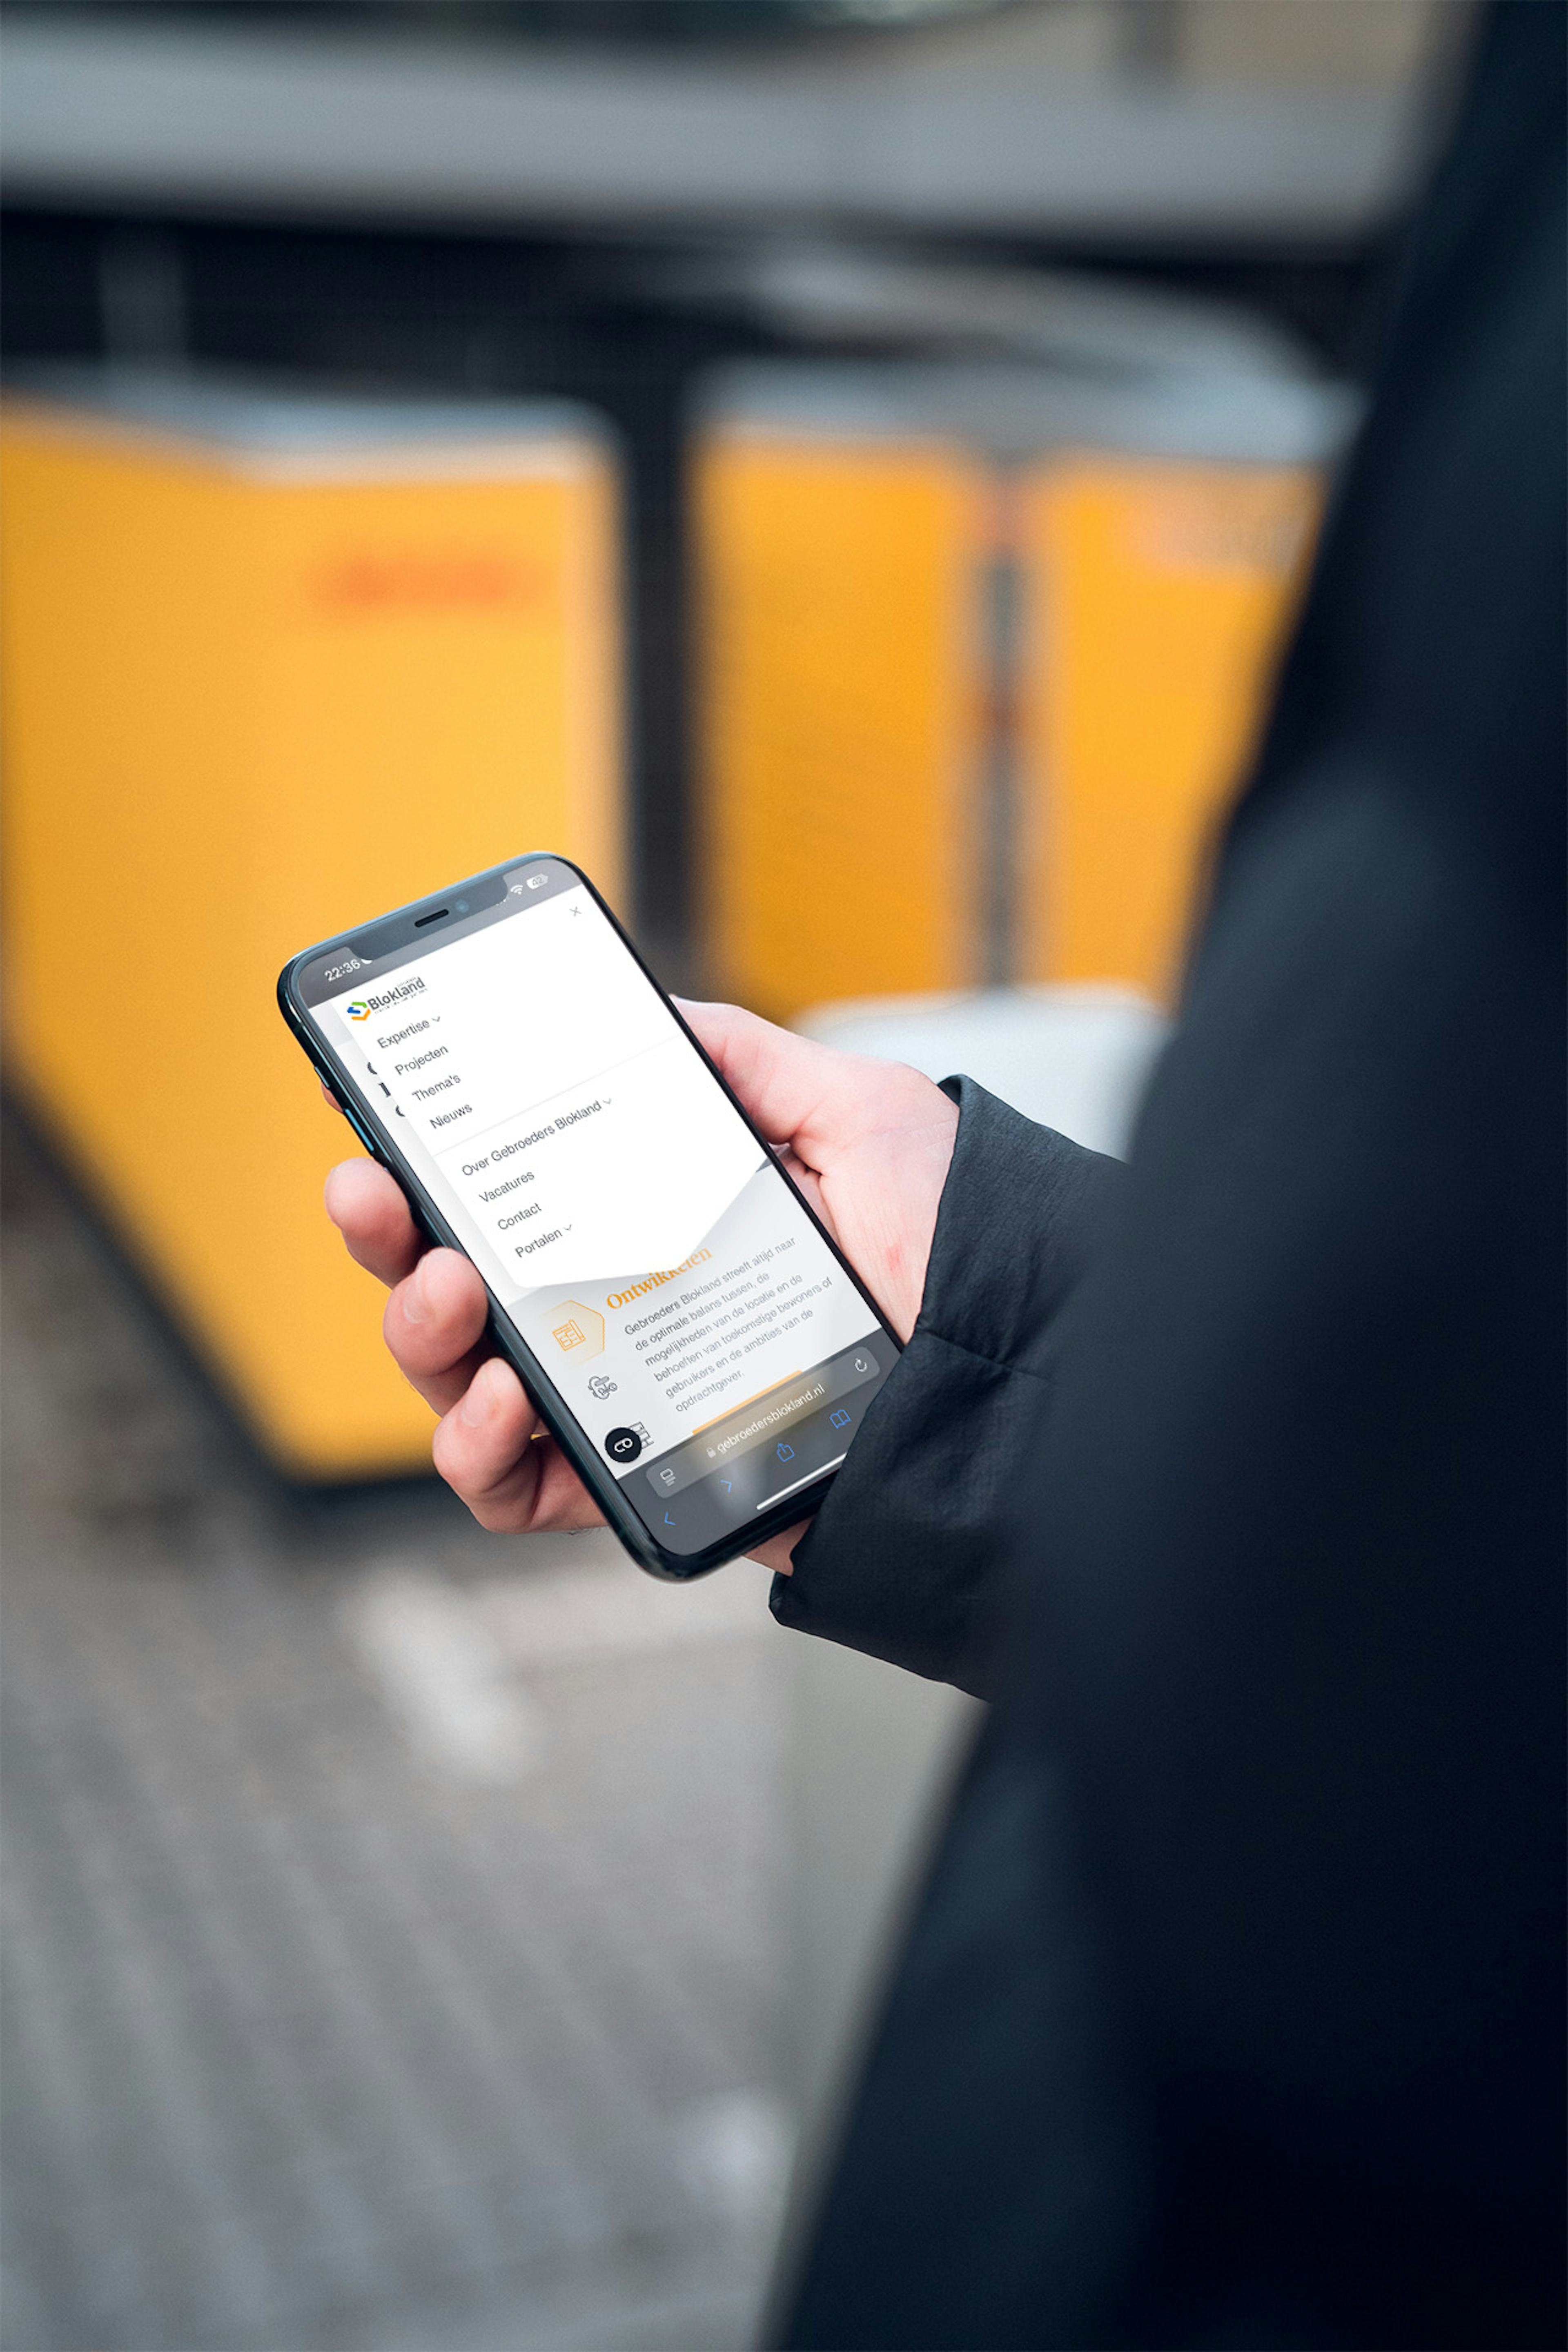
[{"xmin": 277, "ymin": 852, "xmax": 902, "ymax": 1579}]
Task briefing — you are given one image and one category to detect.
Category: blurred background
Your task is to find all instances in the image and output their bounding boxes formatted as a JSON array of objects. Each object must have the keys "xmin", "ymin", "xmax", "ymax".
[{"xmin": 0, "ymin": 4, "xmax": 1472, "ymax": 2346}]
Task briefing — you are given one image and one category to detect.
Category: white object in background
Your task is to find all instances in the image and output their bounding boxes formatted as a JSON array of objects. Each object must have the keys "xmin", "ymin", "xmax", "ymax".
[
  {"xmin": 338, "ymin": 1542, "xmax": 777, "ymax": 1785},
  {"xmin": 796, "ymin": 981, "xmax": 1170, "ymax": 1159},
  {"xmin": 339, "ymin": 1566, "xmax": 543, "ymax": 1786}
]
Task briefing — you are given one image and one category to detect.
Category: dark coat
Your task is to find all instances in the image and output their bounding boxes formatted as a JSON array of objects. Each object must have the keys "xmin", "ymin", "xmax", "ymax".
[{"xmin": 771, "ymin": 6, "xmax": 1566, "ymax": 2343}]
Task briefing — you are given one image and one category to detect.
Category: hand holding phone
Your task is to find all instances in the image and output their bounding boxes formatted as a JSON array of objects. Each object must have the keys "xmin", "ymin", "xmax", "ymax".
[
  {"xmin": 281, "ymin": 857, "xmax": 957, "ymax": 1577},
  {"xmin": 324, "ymin": 998, "xmax": 958, "ymax": 1574}
]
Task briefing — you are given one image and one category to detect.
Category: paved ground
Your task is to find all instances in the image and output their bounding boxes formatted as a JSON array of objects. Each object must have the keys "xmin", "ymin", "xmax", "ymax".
[{"xmin": 0, "ymin": 1112, "xmax": 793, "ymax": 2352}]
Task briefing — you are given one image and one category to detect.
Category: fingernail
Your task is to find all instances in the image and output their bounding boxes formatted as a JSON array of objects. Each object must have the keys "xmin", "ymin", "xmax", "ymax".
[
  {"xmin": 458, "ymin": 1374, "xmax": 492, "ymax": 1428},
  {"xmin": 403, "ymin": 1261, "xmax": 430, "ymax": 1325}
]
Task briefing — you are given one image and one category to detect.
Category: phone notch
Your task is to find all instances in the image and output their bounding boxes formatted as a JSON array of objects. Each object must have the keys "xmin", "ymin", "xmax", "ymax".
[{"xmin": 352, "ymin": 872, "xmax": 507, "ymax": 962}]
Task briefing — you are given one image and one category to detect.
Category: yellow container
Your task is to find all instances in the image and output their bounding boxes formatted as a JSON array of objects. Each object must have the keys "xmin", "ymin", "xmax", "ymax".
[
  {"xmin": 1, "ymin": 373, "xmax": 623, "ymax": 1479},
  {"xmin": 695, "ymin": 359, "xmax": 1349, "ymax": 1020},
  {"xmin": 697, "ymin": 412, "xmax": 989, "ymax": 1024},
  {"xmin": 1018, "ymin": 456, "xmax": 1323, "ymax": 999}
]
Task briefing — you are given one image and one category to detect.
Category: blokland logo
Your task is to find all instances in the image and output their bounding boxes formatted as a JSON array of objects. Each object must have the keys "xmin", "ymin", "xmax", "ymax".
[{"xmin": 344, "ymin": 975, "xmax": 427, "ymax": 1021}]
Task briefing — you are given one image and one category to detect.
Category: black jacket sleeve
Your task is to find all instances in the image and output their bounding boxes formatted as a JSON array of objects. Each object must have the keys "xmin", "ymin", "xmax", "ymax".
[{"xmin": 768, "ymin": 1076, "xmax": 1121, "ymax": 1698}]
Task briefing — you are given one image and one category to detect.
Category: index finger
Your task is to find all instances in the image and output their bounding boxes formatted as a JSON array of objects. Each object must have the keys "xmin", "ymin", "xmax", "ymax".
[{"xmin": 324, "ymin": 1156, "xmax": 425, "ymax": 1289}]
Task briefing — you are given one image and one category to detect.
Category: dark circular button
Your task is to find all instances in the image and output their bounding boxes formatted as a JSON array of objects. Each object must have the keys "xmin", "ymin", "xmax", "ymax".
[{"xmin": 604, "ymin": 1426, "xmax": 642, "ymax": 1464}]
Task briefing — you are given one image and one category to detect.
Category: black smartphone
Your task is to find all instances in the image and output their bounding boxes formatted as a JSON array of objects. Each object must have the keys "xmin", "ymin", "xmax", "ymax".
[{"xmin": 278, "ymin": 855, "xmax": 900, "ymax": 1578}]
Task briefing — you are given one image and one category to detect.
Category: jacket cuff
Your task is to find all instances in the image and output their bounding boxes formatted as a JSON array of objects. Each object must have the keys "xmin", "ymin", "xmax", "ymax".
[{"xmin": 768, "ymin": 1079, "xmax": 1121, "ymax": 1697}]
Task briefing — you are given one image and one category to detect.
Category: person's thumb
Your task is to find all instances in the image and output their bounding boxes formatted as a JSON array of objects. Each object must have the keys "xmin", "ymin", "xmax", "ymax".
[{"xmin": 675, "ymin": 999, "xmax": 881, "ymax": 1156}]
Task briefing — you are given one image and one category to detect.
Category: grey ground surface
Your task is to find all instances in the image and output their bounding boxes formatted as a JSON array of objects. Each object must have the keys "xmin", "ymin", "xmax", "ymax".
[{"xmin": 0, "ymin": 1113, "xmax": 792, "ymax": 2352}]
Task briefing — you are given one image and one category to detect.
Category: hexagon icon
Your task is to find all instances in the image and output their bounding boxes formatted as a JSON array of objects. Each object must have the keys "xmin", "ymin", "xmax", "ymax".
[{"xmin": 542, "ymin": 1300, "xmax": 604, "ymax": 1363}]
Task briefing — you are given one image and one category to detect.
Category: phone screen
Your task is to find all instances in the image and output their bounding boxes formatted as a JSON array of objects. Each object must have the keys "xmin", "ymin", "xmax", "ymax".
[{"xmin": 296, "ymin": 859, "xmax": 896, "ymax": 1558}]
